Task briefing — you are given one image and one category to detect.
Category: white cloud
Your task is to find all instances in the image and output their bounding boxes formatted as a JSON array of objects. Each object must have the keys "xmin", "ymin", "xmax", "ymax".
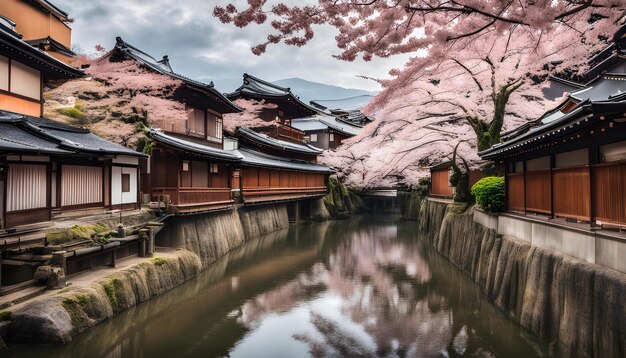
[{"xmin": 55, "ymin": 0, "xmax": 411, "ymax": 92}]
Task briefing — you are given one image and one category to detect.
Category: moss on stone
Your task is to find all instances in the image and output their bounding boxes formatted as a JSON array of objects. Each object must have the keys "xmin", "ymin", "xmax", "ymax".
[
  {"xmin": 152, "ymin": 257, "xmax": 167, "ymax": 267},
  {"xmin": 56, "ymin": 104, "xmax": 85, "ymax": 120},
  {"xmin": 323, "ymin": 177, "xmax": 354, "ymax": 219},
  {"xmin": 46, "ymin": 223, "xmax": 111, "ymax": 246},
  {"xmin": 102, "ymin": 280, "xmax": 119, "ymax": 311},
  {"xmin": 0, "ymin": 311, "xmax": 11, "ymax": 321},
  {"xmin": 61, "ymin": 297, "xmax": 87, "ymax": 326}
]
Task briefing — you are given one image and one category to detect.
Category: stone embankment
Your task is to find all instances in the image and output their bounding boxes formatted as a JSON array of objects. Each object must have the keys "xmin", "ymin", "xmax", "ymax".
[
  {"xmin": 4, "ymin": 202, "xmax": 311, "ymax": 345},
  {"xmin": 420, "ymin": 199, "xmax": 626, "ymax": 357}
]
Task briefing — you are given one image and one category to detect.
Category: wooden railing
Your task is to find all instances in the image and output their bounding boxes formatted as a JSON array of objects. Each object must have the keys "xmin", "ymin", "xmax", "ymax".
[
  {"xmin": 151, "ymin": 187, "xmax": 232, "ymax": 206},
  {"xmin": 242, "ymin": 187, "xmax": 326, "ymax": 203},
  {"xmin": 276, "ymin": 125, "xmax": 304, "ymax": 143}
]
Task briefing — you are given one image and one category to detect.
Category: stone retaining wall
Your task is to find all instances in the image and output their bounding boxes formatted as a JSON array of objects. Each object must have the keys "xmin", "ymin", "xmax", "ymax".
[{"xmin": 420, "ymin": 199, "xmax": 626, "ymax": 357}]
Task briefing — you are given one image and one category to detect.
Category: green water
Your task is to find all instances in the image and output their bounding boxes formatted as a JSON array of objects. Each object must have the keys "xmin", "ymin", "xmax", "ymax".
[{"xmin": 8, "ymin": 215, "xmax": 546, "ymax": 357}]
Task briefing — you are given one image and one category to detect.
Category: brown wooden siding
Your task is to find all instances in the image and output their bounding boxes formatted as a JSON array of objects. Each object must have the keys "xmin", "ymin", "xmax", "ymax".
[
  {"xmin": 506, "ymin": 173, "xmax": 525, "ymax": 212},
  {"xmin": 5, "ymin": 207, "xmax": 49, "ymax": 228},
  {"xmin": 592, "ymin": 161, "xmax": 626, "ymax": 225},
  {"xmin": 552, "ymin": 166, "xmax": 590, "ymax": 220},
  {"xmin": 149, "ymin": 150, "xmax": 232, "ymax": 207},
  {"xmin": 431, "ymin": 168, "xmax": 452, "ymax": 197},
  {"xmin": 524, "ymin": 170, "xmax": 551, "ymax": 214},
  {"xmin": 241, "ymin": 167, "xmax": 326, "ymax": 202}
]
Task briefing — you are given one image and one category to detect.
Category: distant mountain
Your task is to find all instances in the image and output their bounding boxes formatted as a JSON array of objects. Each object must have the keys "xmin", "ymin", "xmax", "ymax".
[{"xmin": 272, "ymin": 78, "xmax": 377, "ymax": 108}]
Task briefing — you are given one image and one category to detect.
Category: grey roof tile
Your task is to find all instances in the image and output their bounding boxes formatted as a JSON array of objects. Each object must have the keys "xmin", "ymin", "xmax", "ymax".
[
  {"xmin": 237, "ymin": 127, "xmax": 323, "ymax": 155},
  {"xmin": 237, "ymin": 147, "xmax": 331, "ymax": 173}
]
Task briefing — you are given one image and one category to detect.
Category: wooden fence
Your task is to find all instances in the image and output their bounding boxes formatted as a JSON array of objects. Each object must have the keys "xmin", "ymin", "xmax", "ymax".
[
  {"xmin": 507, "ymin": 161, "xmax": 626, "ymax": 226},
  {"xmin": 431, "ymin": 168, "xmax": 453, "ymax": 197}
]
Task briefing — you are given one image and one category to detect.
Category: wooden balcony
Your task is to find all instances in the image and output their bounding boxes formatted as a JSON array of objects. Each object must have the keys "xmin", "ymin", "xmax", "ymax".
[
  {"xmin": 151, "ymin": 187, "xmax": 233, "ymax": 212},
  {"xmin": 242, "ymin": 186, "xmax": 327, "ymax": 203}
]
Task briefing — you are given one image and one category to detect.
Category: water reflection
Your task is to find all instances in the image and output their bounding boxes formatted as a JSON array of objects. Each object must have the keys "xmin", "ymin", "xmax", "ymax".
[{"xmin": 9, "ymin": 216, "xmax": 545, "ymax": 358}]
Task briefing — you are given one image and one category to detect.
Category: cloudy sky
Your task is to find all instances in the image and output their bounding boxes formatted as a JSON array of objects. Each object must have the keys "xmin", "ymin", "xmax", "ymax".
[{"xmin": 54, "ymin": 0, "xmax": 411, "ymax": 92}]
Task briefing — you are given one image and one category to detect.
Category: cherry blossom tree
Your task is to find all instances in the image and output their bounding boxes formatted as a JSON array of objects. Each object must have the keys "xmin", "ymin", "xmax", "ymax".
[
  {"xmin": 45, "ymin": 49, "xmax": 187, "ymax": 148},
  {"xmin": 324, "ymin": 27, "xmax": 577, "ymax": 187},
  {"xmin": 214, "ymin": 1, "xmax": 624, "ymax": 60},
  {"xmin": 214, "ymin": 1, "xmax": 624, "ymax": 188},
  {"xmin": 223, "ymin": 98, "xmax": 279, "ymax": 133}
]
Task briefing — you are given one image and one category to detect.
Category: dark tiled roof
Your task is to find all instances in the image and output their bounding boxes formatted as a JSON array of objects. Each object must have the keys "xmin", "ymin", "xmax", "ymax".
[
  {"xmin": 569, "ymin": 74, "xmax": 626, "ymax": 101},
  {"xmin": 292, "ymin": 114, "xmax": 361, "ymax": 136},
  {"xmin": 0, "ymin": 26, "xmax": 82, "ymax": 79},
  {"xmin": 237, "ymin": 147, "xmax": 331, "ymax": 173},
  {"xmin": 148, "ymin": 129, "xmax": 242, "ymax": 161},
  {"xmin": 113, "ymin": 37, "xmax": 241, "ymax": 113},
  {"xmin": 226, "ymin": 74, "xmax": 318, "ymax": 114},
  {"xmin": 479, "ymin": 104, "xmax": 593, "ymax": 159},
  {"xmin": 27, "ymin": 0, "xmax": 70, "ymax": 20},
  {"xmin": 0, "ymin": 123, "xmax": 71, "ymax": 154},
  {"xmin": 236, "ymin": 127, "xmax": 323, "ymax": 155},
  {"xmin": 481, "ymin": 70, "xmax": 626, "ymax": 160},
  {"xmin": 26, "ymin": 36, "xmax": 76, "ymax": 57},
  {"xmin": 310, "ymin": 95, "xmax": 374, "ymax": 111},
  {"xmin": 0, "ymin": 110, "xmax": 145, "ymax": 157}
]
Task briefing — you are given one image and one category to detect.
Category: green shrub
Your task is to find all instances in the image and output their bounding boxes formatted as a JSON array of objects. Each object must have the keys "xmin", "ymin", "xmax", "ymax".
[{"xmin": 471, "ymin": 176, "xmax": 505, "ymax": 213}]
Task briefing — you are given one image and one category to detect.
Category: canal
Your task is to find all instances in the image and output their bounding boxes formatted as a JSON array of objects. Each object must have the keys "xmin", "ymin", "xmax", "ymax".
[{"xmin": 9, "ymin": 215, "xmax": 546, "ymax": 357}]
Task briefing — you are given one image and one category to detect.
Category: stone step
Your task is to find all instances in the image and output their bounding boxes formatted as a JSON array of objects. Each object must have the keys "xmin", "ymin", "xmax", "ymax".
[{"xmin": 0, "ymin": 283, "xmax": 45, "ymax": 310}]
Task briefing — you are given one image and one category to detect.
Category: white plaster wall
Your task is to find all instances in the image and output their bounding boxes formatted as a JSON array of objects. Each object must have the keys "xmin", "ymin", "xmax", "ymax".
[
  {"xmin": 111, "ymin": 166, "xmax": 138, "ymax": 205},
  {"xmin": 112, "ymin": 155, "xmax": 139, "ymax": 166}
]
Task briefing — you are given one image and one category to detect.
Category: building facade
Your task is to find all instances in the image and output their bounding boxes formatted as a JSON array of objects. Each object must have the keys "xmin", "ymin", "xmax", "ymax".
[
  {"xmin": 0, "ymin": 0, "xmax": 76, "ymax": 63},
  {"xmin": 480, "ymin": 36, "xmax": 626, "ymax": 228}
]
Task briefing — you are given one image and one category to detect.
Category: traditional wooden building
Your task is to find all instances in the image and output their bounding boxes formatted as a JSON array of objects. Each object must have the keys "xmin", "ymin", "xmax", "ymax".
[
  {"xmin": 230, "ymin": 130, "xmax": 331, "ymax": 204},
  {"xmin": 0, "ymin": 111, "xmax": 146, "ymax": 229},
  {"xmin": 309, "ymin": 100, "xmax": 373, "ymax": 127},
  {"xmin": 291, "ymin": 114, "xmax": 362, "ymax": 150},
  {"xmin": 0, "ymin": 18, "xmax": 81, "ymax": 117},
  {"xmin": 480, "ymin": 39, "xmax": 626, "ymax": 228},
  {"xmin": 227, "ymin": 73, "xmax": 319, "ymax": 127},
  {"xmin": 0, "ymin": 0, "xmax": 76, "ymax": 64},
  {"xmin": 106, "ymin": 38, "xmax": 243, "ymax": 214},
  {"xmin": 429, "ymin": 162, "xmax": 485, "ymax": 198},
  {"xmin": 0, "ymin": 12, "xmax": 148, "ymax": 230},
  {"xmin": 146, "ymin": 129, "xmax": 241, "ymax": 213}
]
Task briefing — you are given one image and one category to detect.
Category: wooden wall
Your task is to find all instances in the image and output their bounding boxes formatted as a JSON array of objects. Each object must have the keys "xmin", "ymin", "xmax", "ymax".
[
  {"xmin": 431, "ymin": 168, "xmax": 452, "ymax": 197},
  {"xmin": 524, "ymin": 170, "xmax": 551, "ymax": 214},
  {"xmin": 506, "ymin": 173, "xmax": 525, "ymax": 212},
  {"xmin": 506, "ymin": 159, "xmax": 626, "ymax": 226},
  {"xmin": 552, "ymin": 166, "xmax": 590, "ymax": 220},
  {"xmin": 241, "ymin": 167, "xmax": 325, "ymax": 190},
  {"xmin": 592, "ymin": 161, "xmax": 626, "ymax": 225}
]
